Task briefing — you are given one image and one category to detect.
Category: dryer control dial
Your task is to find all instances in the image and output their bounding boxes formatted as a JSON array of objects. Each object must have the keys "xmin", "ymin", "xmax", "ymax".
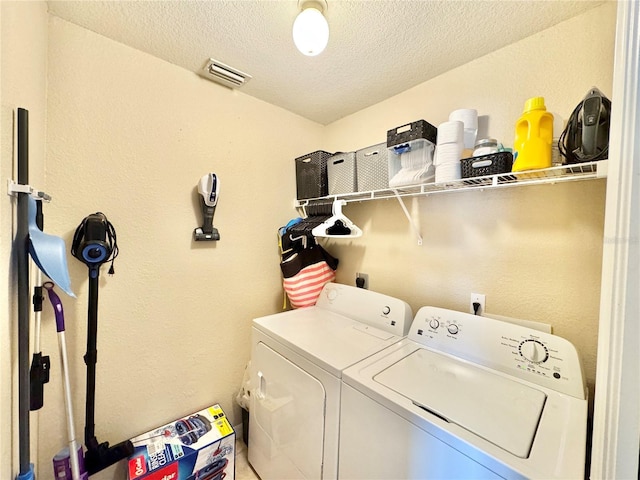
[
  {"xmin": 429, "ymin": 318, "xmax": 440, "ymax": 330},
  {"xmin": 519, "ymin": 339, "xmax": 549, "ymax": 364},
  {"xmin": 447, "ymin": 324, "xmax": 459, "ymax": 335}
]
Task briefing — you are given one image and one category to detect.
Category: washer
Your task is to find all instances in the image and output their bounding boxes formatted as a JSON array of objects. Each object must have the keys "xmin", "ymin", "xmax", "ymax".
[
  {"xmin": 248, "ymin": 282, "xmax": 413, "ymax": 480},
  {"xmin": 339, "ymin": 306, "xmax": 588, "ymax": 480}
]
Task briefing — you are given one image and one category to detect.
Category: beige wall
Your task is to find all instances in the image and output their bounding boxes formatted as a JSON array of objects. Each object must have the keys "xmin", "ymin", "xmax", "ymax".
[
  {"xmin": 1, "ymin": 2, "xmax": 48, "ymax": 479},
  {"xmin": 1, "ymin": 2, "xmax": 615, "ymax": 478},
  {"xmin": 42, "ymin": 15, "xmax": 323, "ymax": 479},
  {"xmin": 323, "ymin": 2, "xmax": 615, "ymax": 403}
]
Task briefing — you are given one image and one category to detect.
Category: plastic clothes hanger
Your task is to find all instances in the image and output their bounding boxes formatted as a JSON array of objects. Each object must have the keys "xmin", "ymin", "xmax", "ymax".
[{"xmin": 311, "ymin": 200, "xmax": 363, "ymax": 238}]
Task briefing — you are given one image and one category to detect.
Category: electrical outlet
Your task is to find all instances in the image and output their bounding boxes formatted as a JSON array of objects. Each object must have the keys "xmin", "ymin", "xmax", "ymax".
[
  {"xmin": 470, "ymin": 293, "xmax": 485, "ymax": 315},
  {"xmin": 356, "ymin": 272, "xmax": 369, "ymax": 289}
]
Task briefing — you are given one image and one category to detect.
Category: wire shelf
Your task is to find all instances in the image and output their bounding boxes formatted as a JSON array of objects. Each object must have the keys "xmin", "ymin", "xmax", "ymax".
[{"xmin": 295, "ymin": 160, "xmax": 607, "ymax": 207}]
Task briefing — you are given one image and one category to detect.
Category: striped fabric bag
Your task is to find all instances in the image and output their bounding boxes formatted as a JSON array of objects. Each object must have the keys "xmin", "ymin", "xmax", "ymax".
[{"xmin": 281, "ymin": 245, "xmax": 338, "ymax": 309}]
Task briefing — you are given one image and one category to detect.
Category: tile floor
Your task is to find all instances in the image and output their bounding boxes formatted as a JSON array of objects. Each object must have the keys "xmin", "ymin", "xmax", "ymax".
[{"xmin": 236, "ymin": 439, "xmax": 260, "ymax": 480}]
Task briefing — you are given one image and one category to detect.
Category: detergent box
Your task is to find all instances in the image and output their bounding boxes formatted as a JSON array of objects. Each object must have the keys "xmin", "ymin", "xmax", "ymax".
[{"xmin": 127, "ymin": 404, "xmax": 235, "ymax": 480}]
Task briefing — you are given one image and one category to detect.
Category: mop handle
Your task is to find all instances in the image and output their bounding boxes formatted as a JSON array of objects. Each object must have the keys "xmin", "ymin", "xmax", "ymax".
[
  {"xmin": 44, "ymin": 282, "xmax": 65, "ymax": 332},
  {"xmin": 58, "ymin": 331, "xmax": 81, "ymax": 480},
  {"xmin": 44, "ymin": 283, "xmax": 81, "ymax": 480}
]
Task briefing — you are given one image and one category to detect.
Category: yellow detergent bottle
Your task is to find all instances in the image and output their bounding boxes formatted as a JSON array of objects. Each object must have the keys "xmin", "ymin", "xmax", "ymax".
[{"xmin": 512, "ymin": 96, "xmax": 554, "ymax": 172}]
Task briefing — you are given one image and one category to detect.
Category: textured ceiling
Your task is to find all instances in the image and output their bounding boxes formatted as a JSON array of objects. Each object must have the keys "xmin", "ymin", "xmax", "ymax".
[{"xmin": 47, "ymin": 0, "xmax": 605, "ymax": 125}]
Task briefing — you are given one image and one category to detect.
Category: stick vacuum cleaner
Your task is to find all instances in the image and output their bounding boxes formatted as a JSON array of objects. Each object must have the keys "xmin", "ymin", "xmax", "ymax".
[
  {"xmin": 71, "ymin": 213, "xmax": 133, "ymax": 474},
  {"xmin": 194, "ymin": 173, "xmax": 220, "ymax": 241}
]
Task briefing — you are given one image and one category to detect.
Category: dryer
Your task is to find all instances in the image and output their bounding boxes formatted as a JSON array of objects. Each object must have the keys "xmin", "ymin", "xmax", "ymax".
[
  {"xmin": 248, "ymin": 282, "xmax": 413, "ymax": 480},
  {"xmin": 339, "ymin": 306, "xmax": 588, "ymax": 480}
]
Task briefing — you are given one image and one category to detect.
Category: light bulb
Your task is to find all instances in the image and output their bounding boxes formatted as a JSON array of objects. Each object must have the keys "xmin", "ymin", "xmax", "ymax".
[{"xmin": 293, "ymin": 6, "xmax": 329, "ymax": 56}]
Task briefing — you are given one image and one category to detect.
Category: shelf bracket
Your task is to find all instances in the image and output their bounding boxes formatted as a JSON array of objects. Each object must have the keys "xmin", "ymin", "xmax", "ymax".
[{"xmin": 393, "ymin": 190, "xmax": 423, "ymax": 245}]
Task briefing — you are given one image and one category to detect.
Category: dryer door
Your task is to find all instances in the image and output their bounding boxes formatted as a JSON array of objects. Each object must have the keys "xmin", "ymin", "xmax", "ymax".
[{"xmin": 250, "ymin": 341, "xmax": 326, "ymax": 480}]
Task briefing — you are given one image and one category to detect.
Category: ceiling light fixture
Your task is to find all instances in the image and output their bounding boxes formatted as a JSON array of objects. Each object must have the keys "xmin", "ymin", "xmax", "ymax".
[{"xmin": 293, "ymin": 0, "xmax": 329, "ymax": 57}]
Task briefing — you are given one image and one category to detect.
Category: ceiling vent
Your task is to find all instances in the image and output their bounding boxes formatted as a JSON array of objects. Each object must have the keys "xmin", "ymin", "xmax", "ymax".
[{"xmin": 200, "ymin": 58, "xmax": 252, "ymax": 89}]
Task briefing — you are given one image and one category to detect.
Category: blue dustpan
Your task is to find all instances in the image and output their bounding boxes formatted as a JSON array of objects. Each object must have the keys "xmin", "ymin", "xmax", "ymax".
[{"xmin": 28, "ymin": 196, "xmax": 75, "ymax": 297}]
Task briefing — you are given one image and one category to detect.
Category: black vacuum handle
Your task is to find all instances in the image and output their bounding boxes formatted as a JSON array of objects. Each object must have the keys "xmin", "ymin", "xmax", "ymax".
[
  {"xmin": 84, "ymin": 268, "xmax": 99, "ymax": 445},
  {"xmin": 82, "ymin": 267, "xmax": 134, "ymax": 475}
]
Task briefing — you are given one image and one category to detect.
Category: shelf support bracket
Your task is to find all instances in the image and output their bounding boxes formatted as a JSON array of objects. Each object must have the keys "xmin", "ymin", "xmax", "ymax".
[{"xmin": 393, "ymin": 190, "xmax": 423, "ymax": 245}]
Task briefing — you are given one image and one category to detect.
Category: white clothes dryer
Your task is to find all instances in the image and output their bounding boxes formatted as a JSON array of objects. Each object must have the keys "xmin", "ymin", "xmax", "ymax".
[
  {"xmin": 339, "ymin": 306, "xmax": 588, "ymax": 480},
  {"xmin": 248, "ymin": 283, "xmax": 413, "ymax": 480}
]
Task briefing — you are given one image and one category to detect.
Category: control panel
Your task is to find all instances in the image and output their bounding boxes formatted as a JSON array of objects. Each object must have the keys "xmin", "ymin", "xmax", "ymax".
[
  {"xmin": 408, "ymin": 306, "xmax": 586, "ymax": 399},
  {"xmin": 316, "ymin": 283, "xmax": 413, "ymax": 336}
]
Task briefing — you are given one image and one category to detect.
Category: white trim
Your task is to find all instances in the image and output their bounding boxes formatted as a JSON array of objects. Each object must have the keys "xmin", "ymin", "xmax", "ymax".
[{"xmin": 591, "ymin": 1, "xmax": 640, "ymax": 478}]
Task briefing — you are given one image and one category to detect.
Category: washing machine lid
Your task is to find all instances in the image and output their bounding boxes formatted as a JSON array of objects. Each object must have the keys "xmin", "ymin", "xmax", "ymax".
[
  {"xmin": 253, "ymin": 308, "xmax": 400, "ymax": 377},
  {"xmin": 373, "ymin": 347, "xmax": 546, "ymax": 458}
]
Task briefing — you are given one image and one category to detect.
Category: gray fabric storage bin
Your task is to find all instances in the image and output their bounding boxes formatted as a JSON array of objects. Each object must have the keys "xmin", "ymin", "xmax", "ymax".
[
  {"xmin": 356, "ymin": 143, "xmax": 389, "ymax": 191},
  {"xmin": 327, "ymin": 152, "xmax": 357, "ymax": 194}
]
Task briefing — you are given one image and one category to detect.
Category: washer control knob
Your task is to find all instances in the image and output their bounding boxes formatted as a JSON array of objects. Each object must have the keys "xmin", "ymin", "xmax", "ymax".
[
  {"xmin": 447, "ymin": 324, "xmax": 459, "ymax": 335},
  {"xmin": 382, "ymin": 306, "xmax": 391, "ymax": 315},
  {"xmin": 519, "ymin": 339, "xmax": 549, "ymax": 364},
  {"xmin": 429, "ymin": 318, "xmax": 440, "ymax": 330}
]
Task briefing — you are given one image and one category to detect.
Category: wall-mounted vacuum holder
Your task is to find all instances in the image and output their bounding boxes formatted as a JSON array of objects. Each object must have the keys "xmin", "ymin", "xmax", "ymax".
[{"xmin": 194, "ymin": 173, "xmax": 220, "ymax": 241}]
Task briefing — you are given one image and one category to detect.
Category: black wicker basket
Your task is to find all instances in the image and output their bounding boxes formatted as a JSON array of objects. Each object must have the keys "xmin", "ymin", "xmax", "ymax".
[
  {"xmin": 387, "ymin": 120, "xmax": 437, "ymax": 148},
  {"xmin": 461, "ymin": 152, "xmax": 513, "ymax": 178},
  {"xmin": 295, "ymin": 150, "xmax": 333, "ymax": 200}
]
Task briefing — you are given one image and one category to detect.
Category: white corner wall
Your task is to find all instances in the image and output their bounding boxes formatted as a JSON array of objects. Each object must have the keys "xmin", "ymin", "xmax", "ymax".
[
  {"xmin": 1, "ymin": 2, "xmax": 49, "ymax": 479},
  {"xmin": 322, "ymin": 2, "xmax": 616, "ymax": 403},
  {"xmin": 591, "ymin": 1, "xmax": 640, "ymax": 477}
]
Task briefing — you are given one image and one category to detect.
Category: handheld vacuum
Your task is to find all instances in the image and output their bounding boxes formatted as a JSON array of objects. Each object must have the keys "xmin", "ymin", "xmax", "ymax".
[
  {"xmin": 194, "ymin": 173, "xmax": 220, "ymax": 241},
  {"xmin": 559, "ymin": 86, "xmax": 611, "ymax": 164},
  {"xmin": 71, "ymin": 213, "xmax": 134, "ymax": 475}
]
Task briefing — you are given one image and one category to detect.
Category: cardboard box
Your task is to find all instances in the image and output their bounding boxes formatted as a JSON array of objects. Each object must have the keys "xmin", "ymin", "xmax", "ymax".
[{"xmin": 128, "ymin": 404, "xmax": 235, "ymax": 480}]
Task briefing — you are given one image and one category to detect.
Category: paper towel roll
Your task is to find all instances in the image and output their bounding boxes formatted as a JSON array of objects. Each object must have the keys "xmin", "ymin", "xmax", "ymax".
[
  {"xmin": 437, "ymin": 120, "xmax": 464, "ymax": 145},
  {"xmin": 435, "ymin": 142, "xmax": 463, "ymax": 166},
  {"xmin": 435, "ymin": 162, "xmax": 462, "ymax": 183},
  {"xmin": 449, "ymin": 109, "xmax": 478, "ymax": 149}
]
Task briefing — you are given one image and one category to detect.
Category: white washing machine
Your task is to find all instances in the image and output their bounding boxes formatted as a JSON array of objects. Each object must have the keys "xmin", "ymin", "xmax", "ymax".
[
  {"xmin": 339, "ymin": 306, "xmax": 588, "ymax": 480},
  {"xmin": 248, "ymin": 282, "xmax": 413, "ymax": 480}
]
